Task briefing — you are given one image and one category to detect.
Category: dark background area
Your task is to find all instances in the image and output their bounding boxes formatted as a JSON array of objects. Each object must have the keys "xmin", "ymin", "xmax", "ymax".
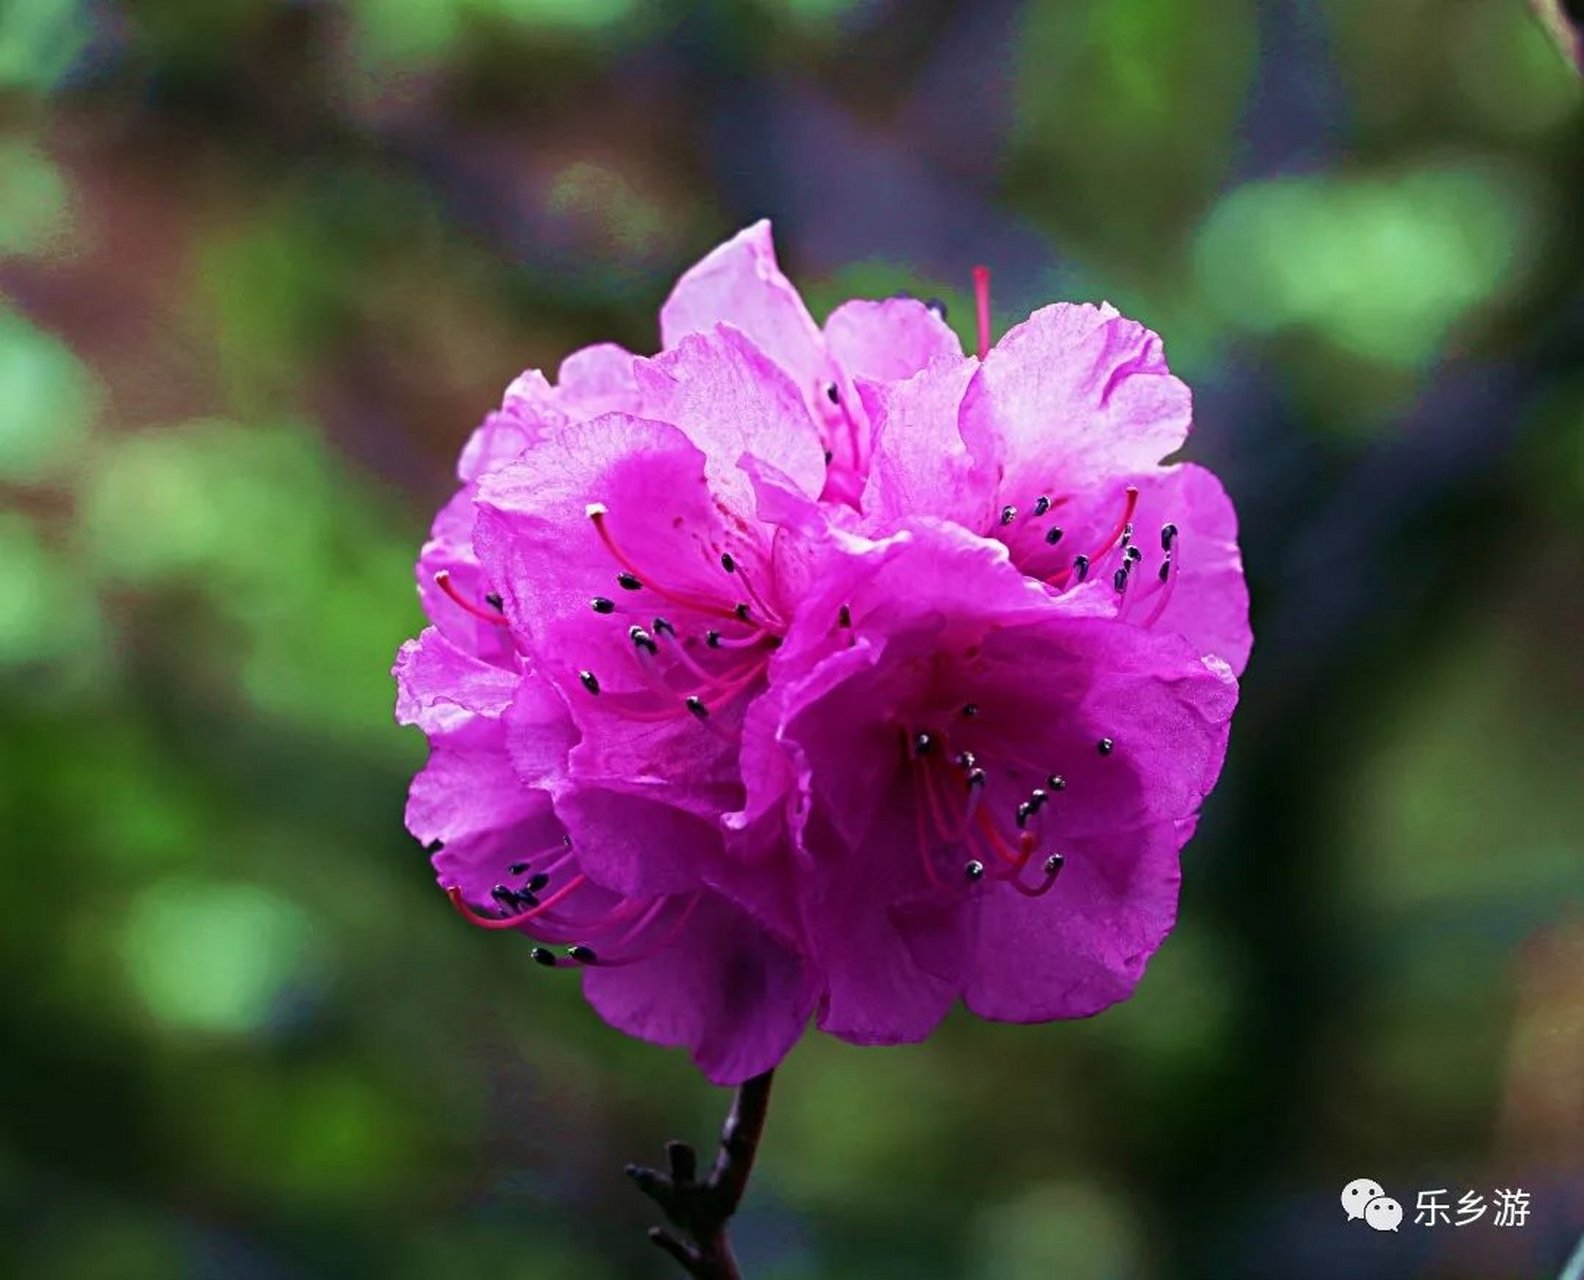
[{"xmin": 1, "ymin": 1, "xmax": 1582, "ymax": 1276}]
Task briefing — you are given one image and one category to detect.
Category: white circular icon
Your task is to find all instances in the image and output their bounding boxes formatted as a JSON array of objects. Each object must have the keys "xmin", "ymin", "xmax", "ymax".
[
  {"xmin": 1364, "ymin": 1196, "xmax": 1403, "ymax": 1232},
  {"xmin": 1341, "ymin": 1178, "xmax": 1386, "ymax": 1221}
]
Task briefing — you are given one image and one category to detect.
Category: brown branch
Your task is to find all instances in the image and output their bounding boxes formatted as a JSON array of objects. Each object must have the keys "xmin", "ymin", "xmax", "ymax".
[{"xmin": 625, "ymin": 1070, "xmax": 776, "ymax": 1279}]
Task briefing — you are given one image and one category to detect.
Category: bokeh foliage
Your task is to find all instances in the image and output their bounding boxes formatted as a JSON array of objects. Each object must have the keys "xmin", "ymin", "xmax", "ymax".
[{"xmin": 1, "ymin": 1, "xmax": 1581, "ymax": 1278}]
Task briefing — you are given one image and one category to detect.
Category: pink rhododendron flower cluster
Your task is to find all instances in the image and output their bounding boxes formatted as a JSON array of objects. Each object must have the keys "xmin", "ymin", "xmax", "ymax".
[{"xmin": 395, "ymin": 222, "xmax": 1250, "ymax": 1084}]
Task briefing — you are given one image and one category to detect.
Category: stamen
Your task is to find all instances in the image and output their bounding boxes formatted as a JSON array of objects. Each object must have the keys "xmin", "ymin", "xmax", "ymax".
[
  {"xmin": 629, "ymin": 625, "xmax": 658, "ymax": 656},
  {"xmin": 1113, "ymin": 566, "xmax": 1129, "ymax": 593},
  {"xmin": 1096, "ymin": 488, "xmax": 1141, "ymax": 561},
  {"xmin": 591, "ymin": 596, "xmax": 616, "ymax": 614},
  {"xmin": 1044, "ymin": 487, "xmax": 1140, "ymax": 589},
  {"xmin": 972, "ymin": 265, "xmax": 992, "ymax": 361},
  {"xmin": 1097, "ymin": 737, "xmax": 1114, "ymax": 756},
  {"xmin": 1014, "ymin": 793, "xmax": 1046, "ymax": 843},
  {"xmin": 973, "ymin": 808, "xmax": 1032, "ymax": 870},
  {"xmin": 961, "ymin": 768, "xmax": 987, "ymax": 831},
  {"xmin": 720, "ymin": 552, "xmax": 736, "ymax": 573},
  {"xmin": 731, "ymin": 563, "xmax": 784, "ymax": 629},
  {"xmin": 1032, "ymin": 495, "xmax": 1051, "ymax": 517},
  {"xmin": 912, "ymin": 773, "xmax": 945, "ymax": 890},
  {"xmin": 588, "ymin": 505, "xmax": 738, "ymax": 620},
  {"xmin": 567, "ymin": 945, "xmax": 598, "ymax": 964},
  {"xmin": 651, "ymin": 627, "xmax": 722, "ymax": 685},
  {"xmin": 1045, "ymin": 526, "xmax": 1064, "ymax": 545},
  {"xmin": 926, "ymin": 297, "xmax": 948, "ymax": 320},
  {"xmin": 708, "ymin": 628, "xmax": 773, "ymax": 650},
  {"xmin": 913, "ymin": 731, "xmax": 936, "ymax": 757},
  {"xmin": 1143, "ymin": 539, "xmax": 1181, "ymax": 629},
  {"xmin": 579, "ymin": 670, "xmax": 601, "ymax": 695},
  {"xmin": 435, "ymin": 571, "xmax": 509, "ymax": 625},
  {"xmin": 579, "ymin": 892, "xmax": 704, "ymax": 968},
  {"xmin": 1010, "ymin": 853, "xmax": 1065, "ymax": 898},
  {"xmin": 964, "ymin": 860, "xmax": 985, "ymax": 882},
  {"xmin": 961, "ymin": 703, "xmax": 980, "ymax": 718},
  {"xmin": 825, "ymin": 383, "xmax": 840, "ymax": 405},
  {"xmin": 1161, "ymin": 523, "xmax": 1178, "ymax": 550},
  {"xmin": 686, "ymin": 695, "xmax": 709, "ymax": 720},
  {"xmin": 917, "ymin": 751, "xmax": 968, "ymax": 847},
  {"xmin": 1000, "ymin": 505, "xmax": 1017, "ymax": 526},
  {"xmin": 531, "ymin": 947, "xmax": 562, "ymax": 967},
  {"xmin": 445, "ymin": 875, "xmax": 590, "ymax": 931},
  {"xmin": 1046, "ymin": 774, "xmax": 1066, "ymax": 791}
]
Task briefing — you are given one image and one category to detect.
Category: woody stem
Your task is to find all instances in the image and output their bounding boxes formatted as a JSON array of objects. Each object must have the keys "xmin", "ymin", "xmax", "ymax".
[{"xmin": 626, "ymin": 1070, "xmax": 776, "ymax": 1280}]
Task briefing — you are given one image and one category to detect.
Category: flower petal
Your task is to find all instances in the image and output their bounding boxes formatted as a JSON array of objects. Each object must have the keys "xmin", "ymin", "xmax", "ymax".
[
  {"xmin": 551, "ymin": 783, "xmax": 726, "ymax": 900},
  {"xmin": 660, "ymin": 221, "xmax": 828, "ymax": 397},
  {"xmin": 581, "ymin": 892, "xmax": 818, "ymax": 1085},
  {"xmin": 961, "ymin": 303, "xmax": 1192, "ymax": 489},
  {"xmin": 858, "ymin": 356, "xmax": 989, "ymax": 532},
  {"xmin": 822, "ymin": 297, "xmax": 963, "ymax": 383},
  {"xmin": 633, "ymin": 326, "xmax": 829, "ymax": 510},
  {"xmin": 962, "ymin": 817, "xmax": 1195, "ymax": 1021},
  {"xmin": 474, "ymin": 414, "xmax": 771, "ymax": 822},
  {"xmin": 1120, "ymin": 463, "xmax": 1250, "ymax": 674},
  {"xmin": 393, "ymin": 626, "xmax": 518, "ymax": 735}
]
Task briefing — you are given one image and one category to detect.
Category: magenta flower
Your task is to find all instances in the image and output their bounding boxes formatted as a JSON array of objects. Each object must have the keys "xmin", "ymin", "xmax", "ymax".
[
  {"xmin": 395, "ymin": 221, "xmax": 1248, "ymax": 1087},
  {"xmin": 394, "ymin": 622, "xmax": 819, "ymax": 1085}
]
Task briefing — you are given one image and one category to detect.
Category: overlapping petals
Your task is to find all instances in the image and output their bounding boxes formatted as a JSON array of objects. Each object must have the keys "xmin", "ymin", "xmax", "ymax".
[
  {"xmin": 736, "ymin": 521, "xmax": 1235, "ymax": 1040},
  {"xmin": 394, "ymin": 221, "xmax": 1249, "ymax": 1083}
]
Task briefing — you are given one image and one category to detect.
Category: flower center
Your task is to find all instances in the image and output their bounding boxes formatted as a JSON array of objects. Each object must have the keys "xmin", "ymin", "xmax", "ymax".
[
  {"xmin": 900, "ymin": 714, "xmax": 1119, "ymax": 900},
  {"xmin": 443, "ymin": 834, "xmax": 703, "ymax": 968},
  {"xmin": 991, "ymin": 489, "xmax": 1185, "ymax": 626},
  {"xmin": 574, "ymin": 503, "xmax": 785, "ymax": 732}
]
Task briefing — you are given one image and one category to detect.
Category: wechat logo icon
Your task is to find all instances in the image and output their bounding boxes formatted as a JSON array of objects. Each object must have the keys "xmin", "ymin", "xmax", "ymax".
[{"xmin": 1342, "ymin": 1178, "xmax": 1402, "ymax": 1232}]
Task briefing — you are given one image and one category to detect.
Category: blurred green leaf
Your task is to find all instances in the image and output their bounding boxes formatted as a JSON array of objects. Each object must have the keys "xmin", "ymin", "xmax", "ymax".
[
  {"xmin": 1013, "ymin": 0, "xmax": 1256, "ymax": 265},
  {"xmin": 121, "ymin": 878, "xmax": 322, "ymax": 1036},
  {"xmin": 1531, "ymin": 0, "xmax": 1583, "ymax": 74},
  {"xmin": 0, "ymin": 0, "xmax": 88, "ymax": 93},
  {"xmin": 969, "ymin": 1182, "xmax": 1147, "ymax": 1280},
  {"xmin": 80, "ymin": 419, "xmax": 423, "ymax": 750},
  {"xmin": 0, "ymin": 140, "xmax": 74, "ymax": 258},
  {"xmin": 0, "ymin": 512, "xmax": 104, "ymax": 673},
  {"xmin": 1193, "ymin": 159, "xmax": 1539, "ymax": 368},
  {"xmin": 0, "ymin": 304, "xmax": 96, "ymax": 481}
]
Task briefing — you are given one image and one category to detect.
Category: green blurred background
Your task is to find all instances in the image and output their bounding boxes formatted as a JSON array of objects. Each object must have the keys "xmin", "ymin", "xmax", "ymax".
[{"xmin": 2, "ymin": 1, "xmax": 1582, "ymax": 1277}]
